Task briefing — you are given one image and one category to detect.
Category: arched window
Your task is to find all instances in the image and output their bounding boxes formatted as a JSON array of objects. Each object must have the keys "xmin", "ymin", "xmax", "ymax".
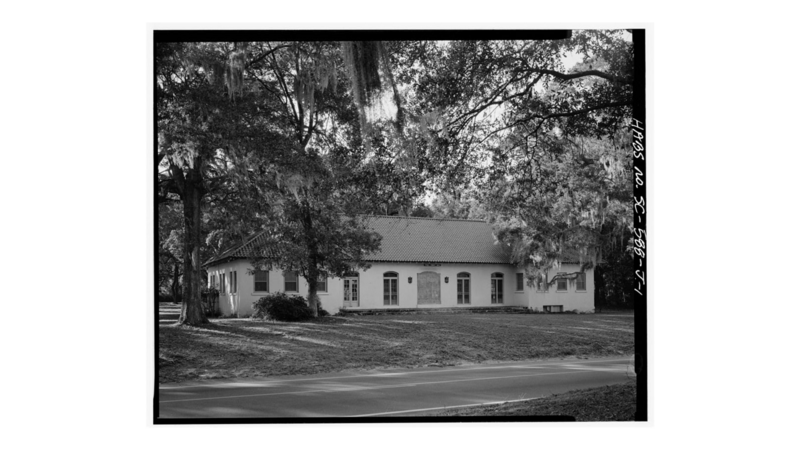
[
  {"xmin": 383, "ymin": 272, "xmax": 399, "ymax": 306},
  {"xmin": 491, "ymin": 272, "xmax": 504, "ymax": 304},
  {"xmin": 457, "ymin": 272, "xmax": 470, "ymax": 305}
]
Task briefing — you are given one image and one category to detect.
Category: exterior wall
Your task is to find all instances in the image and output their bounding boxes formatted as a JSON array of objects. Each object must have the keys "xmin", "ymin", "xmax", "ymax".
[
  {"xmin": 528, "ymin": 264, "xmax": 595, "ymax": 313},
  {"xmin": 206, "ymin": 259, "xmax": 344, "ymax": 317},
  {"xmin": 350, "ymin": 262, "xmax": 523, "ymax": 310},
  {"xmin": 206, "ymin": 260, "xmax": 247, "ymax": 317},
  {"xmin": 206, "ymin": 260, "xmax": 594, "ymax": 315},
  {"xmin": 206, "ymin": 260, "xmax": 535, "ymax": 315}
]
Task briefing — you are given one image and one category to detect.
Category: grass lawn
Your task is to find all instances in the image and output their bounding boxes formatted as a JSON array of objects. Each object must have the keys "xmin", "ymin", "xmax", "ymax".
[
  {"xmin": 426, "ymin": 380, "xmax": 637, "ymax": 420},
  {"xmin": 158, "ymin": 303, "xmax": 634, "ymax": 383}
]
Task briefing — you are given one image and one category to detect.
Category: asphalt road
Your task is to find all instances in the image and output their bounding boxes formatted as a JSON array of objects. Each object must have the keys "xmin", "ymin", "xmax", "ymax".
[{"xmin": 158, "ymin": 356, "xmax": 634, "ymax": 418}]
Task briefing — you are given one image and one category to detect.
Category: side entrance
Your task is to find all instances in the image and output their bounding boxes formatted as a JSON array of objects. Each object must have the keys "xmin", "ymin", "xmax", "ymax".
[{"xmin": 343, "ymin": 276, "xmax": 359, "ymax": 308}]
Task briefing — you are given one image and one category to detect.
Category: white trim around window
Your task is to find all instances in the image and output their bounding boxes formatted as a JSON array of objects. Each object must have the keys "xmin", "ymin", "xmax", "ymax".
[
  {"xmin": 383, "ymin": 272, "xmax": 399, "ymax": 306},
  {"xmin": 253, "ymin": 269, "xmax": 269, "ymax": 294},
  {"xmin": 491, "ymin": 272, "xmax": 504, "ymax": 304},
  {"xmin": 457, "ymin": 272, "xmax": 470, "ymax": 304},
  {"xmin": 556, "ymin": 272, "xmax": 568, "ymax": 292},
  {"xmin": 284, "ymin": 271, "xmax": 299, "ymax": 292},
  {"xmin": 576, "ymin": 272, "xmax": 587, "ymax": 291}
]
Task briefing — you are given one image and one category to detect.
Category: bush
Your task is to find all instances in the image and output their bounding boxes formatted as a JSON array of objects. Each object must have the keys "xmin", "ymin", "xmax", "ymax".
[
  {"xmin": 200, "ymin": 287, "xmax": 221, "ymax": 317},
  {"xmin": 318, "ymin": 307, "xmax": 330, "ymax": 317},
  {"xmin": 252, "ymin": 292, "xmax": 313, "ymax": 321}
]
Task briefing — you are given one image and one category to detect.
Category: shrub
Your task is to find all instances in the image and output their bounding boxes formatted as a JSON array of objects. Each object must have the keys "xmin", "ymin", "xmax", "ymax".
[
  {"xmin": 252, "ymin": 292, "xmax": 313, "ymax": 321},
  {"xmin": 200, "ymin": 287, "xmax": 221, "ymax": 317},
  {"xmin": 318, "ymin": 307, "xmax": 330, "ymax": 317}
]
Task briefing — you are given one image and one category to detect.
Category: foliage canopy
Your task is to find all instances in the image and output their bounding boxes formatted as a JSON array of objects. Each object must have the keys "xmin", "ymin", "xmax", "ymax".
[{"xmin": 156, "ymin": 32, "xmax": 638, "ymax": 322}]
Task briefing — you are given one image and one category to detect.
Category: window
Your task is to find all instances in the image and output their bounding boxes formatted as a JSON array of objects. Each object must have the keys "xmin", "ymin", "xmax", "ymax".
[
  {"xmin": 254, "ymin": 270, "xmax": 268, "ymax": 292},
  {"xmin": 576, "ymin": 272, "xmax": 586, "ymax": 291},
  {"xmin": 284, "ymin": 271, "xmax": 298, "ymax": 292},
  {"xmin": 316, "ymin": 275, "xmax": 327, "ymax": 293},
  {"xmin": 383, "ymin": 272, "xmax": 399, "ymax": 305},
  {"xmin": 491, "ymin": 273, "xmax": 504, "ymax": 304},
  {"xmin": 230, "ymin": 271, "xmax": 237, "ymax": 293},
  {"xmin": 210, "ymin": 274, "xmax": 216, "ymax": 290},
  {"xmin": 536, "ymin": 277, "xmax": 548, "ymax": 292},
  {"xmin": 220, "ymin": 272, "xmax": 226, "ymax": 293},
  {"xmin": 544, "ymin": 305, "xmax": 563, "ymax": 313},
  {"xmin": 556, "ymin": 273, "xmax": 567, "ymax": 292},
  {"xmin": 457, "ymin": 272, "xmax": 470, "ymax": 304},
  {"xmin": 516, "ymin": 273, "xmax": 524, "ymax": 292}
]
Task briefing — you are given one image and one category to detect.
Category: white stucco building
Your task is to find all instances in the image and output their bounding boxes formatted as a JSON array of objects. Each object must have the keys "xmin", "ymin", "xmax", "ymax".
[{"xmin": 204, "ymin": 216, "xmax": 595, "ymax": 316}]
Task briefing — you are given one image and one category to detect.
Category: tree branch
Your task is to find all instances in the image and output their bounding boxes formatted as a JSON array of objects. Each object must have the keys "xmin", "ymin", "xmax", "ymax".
[
  {"xmin": 267, "ymin": 43, "xmax": 299, "ymax": 124},
  {"xmin": 446, "ymin": 73, "xmax": 527, "ymax": 130},
  {"xmin": 293, "ymin": 48, "xmax": 306, "ymax": 145},
  {"xmin": 480, "ymin": 100, "xmax": 633, "ymax": 146},
  {"xmin": 534, "ymin": 68, "xmax": 630, "ymax": 84},
  {"xmin": 527, "ymin": 100, "xmax": 633, "ymax": 135},
  {"xmin": 247, "ymin": 44, "xmax": 291, "ymax": 68},
  {"xmin": 247, "ymin": 67, "xmax": 291, "ymax": 116}
]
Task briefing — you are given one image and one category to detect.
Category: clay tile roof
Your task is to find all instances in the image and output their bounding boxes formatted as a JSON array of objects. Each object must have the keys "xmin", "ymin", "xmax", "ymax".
[
  {"xmin": 203, "ymin": 231, "xmax": 279, "ymax": 267},
  {"xmin": 205, "ymin": 215, "xmax": 512, "ymax": 267},
  {"xmin": 362, "ymin": 216, "xmax": 511, "ymax": 264}
]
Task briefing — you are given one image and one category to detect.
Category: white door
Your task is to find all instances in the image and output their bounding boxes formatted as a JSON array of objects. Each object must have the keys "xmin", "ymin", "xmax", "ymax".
[{"xmin": 343, "ymin": 277, "xmax": 359, "ymax": 308}]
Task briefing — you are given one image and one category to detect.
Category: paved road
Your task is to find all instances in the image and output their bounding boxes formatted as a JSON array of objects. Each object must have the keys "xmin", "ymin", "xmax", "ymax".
[{"xmin": 158, "ymin": 356, "xmax": 634, "ymax": 418}]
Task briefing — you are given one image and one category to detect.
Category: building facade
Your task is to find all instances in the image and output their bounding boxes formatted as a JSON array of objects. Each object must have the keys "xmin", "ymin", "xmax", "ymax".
[{"xmin": 205, "ymin": 216, "xmax": 595, "ymax": 316}]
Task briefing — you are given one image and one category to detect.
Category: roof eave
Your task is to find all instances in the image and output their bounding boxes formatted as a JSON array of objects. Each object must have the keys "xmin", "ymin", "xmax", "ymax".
[{"xmin": 203, "ymin": 256, "xmax": 247, "ymax": 268}]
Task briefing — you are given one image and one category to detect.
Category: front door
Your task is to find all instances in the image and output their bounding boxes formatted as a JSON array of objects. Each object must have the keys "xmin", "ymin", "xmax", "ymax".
[
  {"xmin": 343, "ymin": 277, "xmax": 359, "ymax": 308},
  {"xmin": 417, "ymin": 271, "xmax": 441, "ymax": 305}
]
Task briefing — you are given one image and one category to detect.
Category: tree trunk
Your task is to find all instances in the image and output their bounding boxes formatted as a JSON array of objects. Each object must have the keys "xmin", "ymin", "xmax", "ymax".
[
  {"xmin": 307, "ymin": 274, "xmax": 319, "ymax": 317},
  {"xmin": 299, "ymin": 199, "xmax": 320, "ymax": 318},
  {"xmin": 171, "ymin": 261, "xmax": 181, "ymax": 304},
  {"xmin": 594, "ymin": 264, "xmax": 606, "ymax": 313},
  {"xmin": 178, "ymin": 170, "xmax": 209, "ymax": 326},
  {"xmin": 305, "ymin": 246, "xmax": 320, "ymax": 317}
]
